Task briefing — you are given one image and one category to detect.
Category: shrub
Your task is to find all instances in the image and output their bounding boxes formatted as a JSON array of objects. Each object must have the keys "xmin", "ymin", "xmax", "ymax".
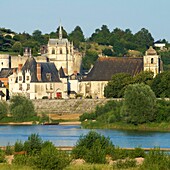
[
  {"xmin": 72, "ymin": 131, "xmax": 114, "ymax": 163},
  {"xmin": 24, "ymin": 134, "xmax": 43, "ymax": 155},
  {"xmin": 115, "ymin": 159, "xmax": 137, "ymax": 169},
  {"xmin": 34, "ymin": 142, "xmax": 70, "ymax": 170},
  {"xmin": 14, "ymin": 140, "xmax": 24, "ymax": 152},
  {"xmin": 5, "ymin": 143, "xmax": 13, "ymax": 155},
  {"xmin": 0, "ymin": 101, "xmax": 8, "ymax": 119},
  {"xmin": 10, "ymin": 95, "xmax": 36, "ymax": 121},
  {"xmin": 0, "ymin": 149, "xmax": 5, "ymax": 163},
  {"xmin": 140, "ymin": 148, "xmax": 170, "ymax": 170}
]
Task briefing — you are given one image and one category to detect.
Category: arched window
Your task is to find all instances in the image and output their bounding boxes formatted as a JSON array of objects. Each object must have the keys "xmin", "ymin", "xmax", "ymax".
[
  {"xmin": 52, "ymin": 48, "xmax": 55, "ymax": 54},
  {"xmin": 151, "ymin": 58, "xmax": 154, "ymax": 64},
  {"xmin": 60, "ymin": 48, "xmax": 62, "ymax": 54}
]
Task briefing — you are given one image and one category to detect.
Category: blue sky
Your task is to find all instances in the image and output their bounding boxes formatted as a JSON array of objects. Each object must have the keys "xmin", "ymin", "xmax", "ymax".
[{"xmin": 1, "ymin": 0, "xmax": 170, "ymax": 42}]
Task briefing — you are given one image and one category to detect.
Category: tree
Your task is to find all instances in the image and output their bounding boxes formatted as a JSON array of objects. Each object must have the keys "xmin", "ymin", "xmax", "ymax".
[
  {"xmin": 134, "ymin": 71, "xmax": 154, "ymax": 86},
  {"xmin": 121, "ymin": 83, "xmax": 157, "ymax": 124},
  {"xmin": 69, "ymin": 26, "xmax": 85, "ymax": 48},
  {"xmin": 90, "ymin": 25, "xmax": 110, "ymax": 45},
  {"xmin": 32, "ymin": 30, "xmax": 47, "ymax": 45},
  {"xmin": 134, "ymin": 28, "xmax": 154, "ymax": 52},
  {"xmin": 151, "ymin": 71, "xmax": 170, "ymax": 97},
  {"xmin": 56, "ymin": 26, "xmax": 68, "ymax": 38},
  {"xmin": 0, "ymin": 101, "xmax": 8, "ymax": 119},
  {"xmin": 104, "ymin": 73, "xmax": 133, "ymax": 98},
  {"xmin": 12, "ymin": 42, "xmax": 22, "ymax": 53},
  {"xmin": 10, "ymin": 95, "xmax": 36, "ymax": 121},
  {"xmin": 72, "ymin": 131, "xmax": 114, "ymax": 163},
  {"xmin": 82, "ymin": 50, "xmax": 98, "ymax": 70}
]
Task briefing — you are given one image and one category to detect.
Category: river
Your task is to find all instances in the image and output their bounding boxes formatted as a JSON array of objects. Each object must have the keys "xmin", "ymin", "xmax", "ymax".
[{"xmin": 0, "ymin": 125, "xmax": 169, "ymax": 148}]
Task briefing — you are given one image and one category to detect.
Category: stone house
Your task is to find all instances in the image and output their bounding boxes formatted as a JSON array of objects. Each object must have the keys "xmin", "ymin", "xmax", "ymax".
[
  {"xmin": 78, "ymin": 46, "xmax": 163, "ymax": 98},
  {"xmin": 8, "ymin": 57, "xmax": 67, "ymax": 99}
]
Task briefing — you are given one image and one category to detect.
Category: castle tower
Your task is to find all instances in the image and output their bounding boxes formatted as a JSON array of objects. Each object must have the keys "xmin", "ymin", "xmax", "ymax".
[{"xmin": 143, "ymin": 46, "xmax": 162, "ymax": 77}]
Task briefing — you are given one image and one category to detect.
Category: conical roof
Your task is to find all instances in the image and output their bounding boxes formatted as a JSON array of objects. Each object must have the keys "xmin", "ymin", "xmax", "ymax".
[{"xmin": 146, "ymin": 46, "xmax": 157, "ymax": 55}]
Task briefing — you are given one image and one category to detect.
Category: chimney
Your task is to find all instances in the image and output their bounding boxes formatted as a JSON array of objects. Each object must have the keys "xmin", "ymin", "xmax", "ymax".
[
  {"xmin": 18, "ymin": 64, "xmax": 23, "ymax": 72},
  {"xmin": 37, "ymin": 63, "xmax": 41, "ymax": 81}
]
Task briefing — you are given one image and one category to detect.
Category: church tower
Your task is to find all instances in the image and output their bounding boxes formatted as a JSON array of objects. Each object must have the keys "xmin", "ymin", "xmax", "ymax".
[
  {"xmin": 47, "ymin": 24, "xmax": 82, "ymax": 75},
  {"xmin": 143, "ymin": 46, "xmax": 163, "ymax": 77}
]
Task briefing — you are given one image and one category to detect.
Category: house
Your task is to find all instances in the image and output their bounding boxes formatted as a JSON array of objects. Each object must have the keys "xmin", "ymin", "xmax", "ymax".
[
  {"xmin": 0, "ymin": 81, "xmax": 7, "ymax": 100},
  {"xmin": 8, "ymin": 57, "xmax": 68, "ymax": 99},
  {"xmin": 78, "ymin": 46, "xmax": 163, "ymax": 98}
]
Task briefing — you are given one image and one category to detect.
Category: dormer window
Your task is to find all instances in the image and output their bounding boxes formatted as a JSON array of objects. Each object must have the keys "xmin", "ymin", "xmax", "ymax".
[
  {"xmin": 26, "ymin": 76, "xmax": 29, "ymax": 81},
  {"xmin": 19, "ymin": 76, "xmax": 22, "ymax": 81},
  {"xmin": 46, "ymin": 73, "xmax": 51, "ymax": 81},
  {"xmin": 151, "ymin": 58, "xmax": 154, "ymax": 64}
]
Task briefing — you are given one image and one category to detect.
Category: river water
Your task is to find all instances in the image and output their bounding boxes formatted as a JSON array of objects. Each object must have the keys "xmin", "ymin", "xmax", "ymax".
[{"xmin": 0, "ymin": 125, "xmax": 169, "ymax": 148}]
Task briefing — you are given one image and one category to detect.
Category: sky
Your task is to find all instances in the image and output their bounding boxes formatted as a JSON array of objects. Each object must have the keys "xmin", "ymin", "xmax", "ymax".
[{"xmin": 1, "ymin": 0, "xmax": 170, "ymax": 42}]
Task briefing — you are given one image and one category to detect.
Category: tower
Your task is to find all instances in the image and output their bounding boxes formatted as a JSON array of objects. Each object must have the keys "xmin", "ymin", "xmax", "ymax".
[{"xmin": 143, "ymin": 46, "xmax": 162, "ymax": 77}]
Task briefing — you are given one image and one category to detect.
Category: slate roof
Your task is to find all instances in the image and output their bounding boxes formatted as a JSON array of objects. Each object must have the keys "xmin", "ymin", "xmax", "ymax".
[
  {"xmin": 0, "ymin": 68, "xmax": 16, "ymax": 78},
  {"xmin": 83, "ymin": 57, "xmax": 143, "ymax": 81},
  {"xmin": 48, "ymin": 38, "xmax": 68, "ymax": 45},
  {"xmin": 21, "ymin": 57, "xmax": 61, "ymax": 82},
  {"xmin": 58, "ymin": 67, "xmax": 66, "ymax": 78}
]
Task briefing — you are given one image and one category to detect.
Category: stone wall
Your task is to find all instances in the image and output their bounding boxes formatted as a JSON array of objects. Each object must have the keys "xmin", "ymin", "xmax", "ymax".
[{"xmin": 33, "ymin": 99, "xmax": 113, "ymax": 114}]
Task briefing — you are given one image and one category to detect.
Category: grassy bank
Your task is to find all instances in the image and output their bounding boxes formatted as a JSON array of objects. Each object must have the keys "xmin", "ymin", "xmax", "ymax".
[{"xmin": 82, "ymin": 121, "xmax": 170, "ymax": 132}]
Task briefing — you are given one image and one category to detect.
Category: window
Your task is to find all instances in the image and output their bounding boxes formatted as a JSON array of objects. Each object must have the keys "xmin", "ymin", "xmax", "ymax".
[
  {"xmin": 27, "ymin": 84, "xmax": 30, "ymax": 90},
  {"xmin": 26, "ymin": 76, "xmax": 29, "ymax": 81},
  {"xmin": 46, "ymin": 73, "xmax": 51, "ymax": 81},
  {"xmin": 60, "ymin": 48, "xmax": 62, "ymax": 54},
  {"xmin": 50, "ymin": 83, "xmax": 53, "ymax": 90},
  {"xmin": 151, "ymin": 58, "xmax": 154, "ymax": 64},
  {"xmin": 52, "ymin": 48, "xmax": 55, "ymax": 54},
  {"xmin": 19, "ymin": 76, "xmax": 22, "ymax": 81},
  {"xmin": 19, "ymin": 84, "xmax": 22, "ymax": 91}
]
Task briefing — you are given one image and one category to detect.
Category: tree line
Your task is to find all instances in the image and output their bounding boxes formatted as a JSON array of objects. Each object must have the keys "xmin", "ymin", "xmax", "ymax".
[{"xmin": 1, "ymin": 25, "xmax": 170, "ymax": 70}]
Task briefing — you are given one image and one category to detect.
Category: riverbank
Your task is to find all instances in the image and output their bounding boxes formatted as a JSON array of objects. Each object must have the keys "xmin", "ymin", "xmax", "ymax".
[{"xmin": 82, "ymin": 121, "xmax": 170, "ymax": 132}]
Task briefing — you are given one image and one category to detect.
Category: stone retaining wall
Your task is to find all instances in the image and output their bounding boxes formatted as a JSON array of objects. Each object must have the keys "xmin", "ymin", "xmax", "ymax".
[{"xmin": 33, "ymin": 99, "xmax": 113, "ymax": 114}]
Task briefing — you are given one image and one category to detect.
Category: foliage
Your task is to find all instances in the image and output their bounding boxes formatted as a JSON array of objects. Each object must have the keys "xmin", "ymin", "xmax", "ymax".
[
  {"xmin": 104, "ymin": 73, "xmax": 133, "ymax": 98},
  {"xmin": 140, "ymin": 148, "xmax": 170, "ymax": 170},
  {"xmin": 10, "ymin": 95, "xmax": 36, "ymax": 121},
  {"xmin": 14, "ymin": 140, "xmax": 24, "ymax": 152},
  {"xmin": 114, "ymin": 159, "xmax": 137, "ymax": 169},
  {"xmin": 82, "ymin": 50, "xmax": 98, "ymax": 70},
  {"xmin": 69, "ymin": 26, "xmax": 85, "ymax": 48},
  {"xmin": 121, "ymin": 83, "xmax": 157, "ymax": 124},
  {"xmin": 34, "ymin": 142, "xmax": 70, "ymax": 170},
  {"xmin": 0, "ymin": 149, "xmax": 5, "ymax": 163},
  {"xmin": 0, "ymin": 100, "xmax": 8, "ymax": 119},
  {"xmin": 24, "ymin": 133, "xmax": 43, "ymax": 155},
  {"xmin": 155, "ymin": 99, "xmax": 170, "ymax": 122},
  {"xmin": 5, "ymin": 143, "xmax": 13, "ymax": 155},
  {"xmin": 151, "ymin": 71, "xmax": 170, "ymax": 98},
  {"xmin": 72, "ymin": 131, "xmax": 114, "ymax": 164}
]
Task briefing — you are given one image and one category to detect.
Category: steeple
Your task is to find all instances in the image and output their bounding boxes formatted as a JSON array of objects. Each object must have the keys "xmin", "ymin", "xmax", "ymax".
[{"xmin": 59, "ymin": 23, "xmax": 62, "ymax": 40}]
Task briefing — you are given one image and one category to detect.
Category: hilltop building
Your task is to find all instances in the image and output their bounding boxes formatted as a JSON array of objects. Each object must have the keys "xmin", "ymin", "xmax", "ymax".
[{"xmin": 44, "ymin": 25, "xmax": 82, "ymax": 75}]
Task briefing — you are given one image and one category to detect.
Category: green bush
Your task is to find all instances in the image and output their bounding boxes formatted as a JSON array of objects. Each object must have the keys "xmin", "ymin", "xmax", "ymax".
[
  {"xmin": 0, "ymin": 101, "xmax": 8, "ymax": 119},
  {"xmin": 10, "ymin": 95, "xmax": 36, "ymax": 121},
  {"xmin": 14, "ymin": 140, "xmax": 24, "ymax": 152},
  {"xmin": 5, "ymin": 143, "xmax": 13, "ymax": 155},
  {"xmin": 72, "ymin": 131, "xmax": 114, "ymax": 163},
  {"xmin": 24, "ymin": 134, "xmax": 43, "ymax": 155},
  {"xmin": 34, "ymin": 142, "xmax": 70, "ymax": 170},
  {"xmin": 0, "ymin": 149, "xmax": 5, "ymax": 163},
  {"xmin": 115, "ymin": 159, "xmax": 137, "ymax": 169},
  {"xmin": 140, "ymin": 148, "xmax": 170, "ymax": 170}
]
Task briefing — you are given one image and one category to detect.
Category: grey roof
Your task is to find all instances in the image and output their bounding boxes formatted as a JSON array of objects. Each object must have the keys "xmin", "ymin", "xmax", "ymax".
[
  {"xmin": 0, "ymin": 68, "xmax": 16, "ymax": 78},
  {"xmin": 59, "ymin": 67, "xmax": 66, "ymax": 78},
  {"xmin": 82, "ymin": 57, "xmax": 143, "ymax": 81},
  {"xmin": 48, "ymin": 38, "xmax": 68, "ymax": 46},
  {"xmin": 21, "ymin": 57, "xmax": 61, "ymax": 82}
]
